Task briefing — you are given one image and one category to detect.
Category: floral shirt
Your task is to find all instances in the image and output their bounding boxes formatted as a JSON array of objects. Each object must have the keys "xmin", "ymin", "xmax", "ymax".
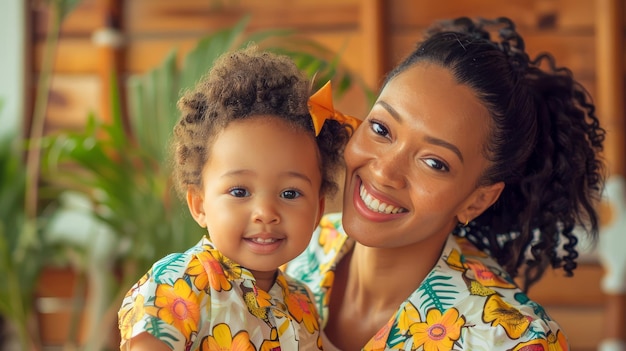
[
  {"xmin": 118, "ymin": 236, "xmax": 322, "ymax": 351},
  {"xmin": 286, "ymin": 213, "xmax": 569, "ymax": 351}
]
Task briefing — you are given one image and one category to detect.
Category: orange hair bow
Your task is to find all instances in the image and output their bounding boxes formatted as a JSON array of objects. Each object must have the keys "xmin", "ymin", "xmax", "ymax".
[{"xmin": 308, "ymin": 81, "xmax": 362, "ymax": 136}]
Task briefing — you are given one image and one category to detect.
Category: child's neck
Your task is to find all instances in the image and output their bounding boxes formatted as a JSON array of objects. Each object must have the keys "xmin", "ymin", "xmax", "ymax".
[{"xmin": 251, "ymin": 269, "xmax": 278, "ymax": 292}]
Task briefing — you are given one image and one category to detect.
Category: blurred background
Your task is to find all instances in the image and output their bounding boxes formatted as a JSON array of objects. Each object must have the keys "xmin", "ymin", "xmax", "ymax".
[{"xmin": 0, "ymin": 1, "xmax": 624, "ymax": 350}]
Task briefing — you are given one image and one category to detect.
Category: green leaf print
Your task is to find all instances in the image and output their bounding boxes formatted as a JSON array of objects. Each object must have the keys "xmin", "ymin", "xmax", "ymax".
[
  {"xmin": 526, "ymin": 324, "xmax": 548, "ymax": 340},
  {"xmin": 417, "ymin": 273, "xmax": 457, "ymax": 312},
  {"xmin": 289, "ymin": 249, "xmax": 320, "ymax": 287},
  {"xmin": 386, "ymin": 319, "xmax": 407, "ymax": 348},
  {"xmin": 145, "ymin": 318, "xmax": 179, "ymax": 349},
  {"xmin": 152, "ymin": 252, "xmax": 189, "ymax": 285},
  {"xmin": 514, "ymin": 292, "xmax": 550, "ymax": 320}
]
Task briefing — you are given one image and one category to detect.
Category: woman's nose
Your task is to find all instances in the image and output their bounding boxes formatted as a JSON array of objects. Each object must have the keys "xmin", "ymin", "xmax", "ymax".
[
  {"xmin": 370, "ymin": 150, "xmax": 407, "ymax": 189},
  {"xmin": 252, "ymin": 197, "xmax": 281, "ymax": 224}
]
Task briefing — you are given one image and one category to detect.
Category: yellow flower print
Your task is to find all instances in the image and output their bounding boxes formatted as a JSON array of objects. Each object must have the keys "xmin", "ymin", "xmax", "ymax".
[
  {"xmin": 465, "ymin": 259, "xmax": 516, "ymax": 289},
  {"xmin": 483, "ymin": 294, "xmax": 530, "ymax": 339},
  {"xmin": 259, "ymin": 338, "xmax": 281, "ymax": 351},
  {"xmin": 445, "ymin": 249, "xmax": 466, "ymax": 272},
  {"xmin": 455, "ymin": 237, "xmax": 488, "ymax": 257},
  {"xmin": 118, "ymin": 294, "xmax": 145, "ymax": 341},
  {"xmin": 469, "ymin": 280, "xmax": 497, "ymax": 297},
  {"xmin": 408, "ymin": 308, "xmax": 465, "ymax": 351},
  {"xmin": 254, "ymin": 284, "xmax": 273, "ymax": 308},
  {"xmin": 320, "ymin": 270, "xmax": 334, "ymax": 306},
  {"xmin": 512, "ymin": 330, "xmax": 567, "ymax": 351},
  {"xmin": 259, "ymin": 327, "xmax": 281, "ymax": 351},
  {"xmin": 186, "ymin": 252, "xmax": 210, "ymax": 291},
  {"xmin": 319, "ymin": 216, "xmax": 342, "ymax": 253},
  {"xmin": 241, "ymin": 281, "xmax": 272, "ymax": 321},
  {"xmin": 152, "ymin": 279, "xmax": 201, "ymax": 342},
  {"xmin": 201, "ymin": 324, "xmax": 256, "ymax": 351},
  {"xmin": 547, "ymin": 330, "xmax": 568, "ymax": 351},
  {"xmin": 243, "ymin": 291, "xmax": 268, "ymax": 320},
  {"xmin": 511, "ymin": 338, "xmax": 548, "ymax": 351},
  {"xmin": 285, "ymin": 288, "xmax": 319, "ymax": 334},
  {"xmin": 201, "ymin": 249, "xmax": 243, "ymax": 292},
  {"xmin": 397, "ymin": 302, "xmax": 421, "ymax": 334}
]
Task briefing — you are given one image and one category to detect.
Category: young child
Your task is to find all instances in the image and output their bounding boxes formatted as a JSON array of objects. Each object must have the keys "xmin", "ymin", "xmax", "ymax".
[{"xmin": 118, "ymin": 47, "xmax": 359, "ymax": 351}]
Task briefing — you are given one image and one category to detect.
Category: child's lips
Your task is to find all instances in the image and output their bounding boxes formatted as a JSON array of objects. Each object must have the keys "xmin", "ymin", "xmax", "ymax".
[
  {"xmin": 244, "ymin": 233, "xmax": 285, "ymax": 254},
  {"xmin": 247, "ymin": 237, "xmax": 280, "ymax": 244},
  {"xmin": 244, "ymin": 232, "xmax": 285, "ymax": 244}
]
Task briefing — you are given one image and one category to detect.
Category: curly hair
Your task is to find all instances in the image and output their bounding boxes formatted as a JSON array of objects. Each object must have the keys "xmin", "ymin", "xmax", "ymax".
[
  {"xmin": 384, "ymin": 17, "xmax": 606, "ymax": 291},
  {"xmin": 171, "ymin": 46, "xmax": 351, "ymax": 200}
]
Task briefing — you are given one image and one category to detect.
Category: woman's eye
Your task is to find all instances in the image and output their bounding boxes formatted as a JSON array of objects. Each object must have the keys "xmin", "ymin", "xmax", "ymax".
[
  {"xmin": 281, "ymin": 190, "xmax": 301, "ymax": 199},
  {"xmin": 229, "ymin": 187, "xmax": 250, "ymax": 197},
  {"xmin": 424, "ymin": 158, "xmax": 450, "ymax": 172},
  {"xmin": 370, "ymin": 120, "xmax": 389, "ymax": 137}
]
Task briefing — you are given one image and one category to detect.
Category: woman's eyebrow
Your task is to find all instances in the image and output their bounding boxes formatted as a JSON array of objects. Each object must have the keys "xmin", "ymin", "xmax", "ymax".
[
  {"xmin": 375, "ymin": 100, "xmax": 401, "ymax": 122},
  {"xmin": 424, "ymin": 135, "xmax": 464, "ymax": 163}
]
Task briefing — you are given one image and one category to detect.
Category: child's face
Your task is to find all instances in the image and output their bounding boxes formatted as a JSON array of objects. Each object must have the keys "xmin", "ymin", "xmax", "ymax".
[{"xmin": 187, "ymin": 115, "xmax": 324, "ymax": 277}]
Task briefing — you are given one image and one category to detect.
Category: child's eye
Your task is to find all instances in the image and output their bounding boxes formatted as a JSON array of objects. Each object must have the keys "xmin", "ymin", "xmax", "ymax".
[
  {"xmin": 281, "ymin": 189, "xmax": 301, "ymax": 199},
  {"xmin": 229, "ymin": 187, "xmax": 250, "ymax": 197},
  {"xmin": 424, "ymin": 158, "xmax": 450, "ymax": 172},
  {"xmin": 370, "ymin": 120, "xmax": 390, "ymax": 138}
]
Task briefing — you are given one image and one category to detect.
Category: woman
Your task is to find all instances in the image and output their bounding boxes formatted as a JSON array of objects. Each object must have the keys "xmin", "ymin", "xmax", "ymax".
[{"xmin": 287, "ymin": 16, "xmax": 605, "ymax": 350}]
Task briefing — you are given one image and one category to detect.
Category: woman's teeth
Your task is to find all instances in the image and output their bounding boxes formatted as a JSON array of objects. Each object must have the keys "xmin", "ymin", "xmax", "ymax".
[{"xmin": 360, "ymin": 185, "xmax": 405, "ymax": 214}]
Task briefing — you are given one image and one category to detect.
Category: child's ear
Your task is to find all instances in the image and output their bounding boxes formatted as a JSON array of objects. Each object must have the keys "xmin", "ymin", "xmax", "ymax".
[
  {"xmin": 315, "ymin": 197, "xmax": 326, "ymax": 228},
  {"xmin": 456, "ymin": 182, "xmax": 504, "ymax": 225},
  {"xmin": 187, "ymin": 186, "xmax": 207, "ymax": 228}
]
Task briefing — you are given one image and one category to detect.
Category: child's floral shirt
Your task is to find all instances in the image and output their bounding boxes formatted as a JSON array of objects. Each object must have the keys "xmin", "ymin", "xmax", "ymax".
[{"xmin": 119, "ymin": 236, "xmax": 322, "ymax": 351}]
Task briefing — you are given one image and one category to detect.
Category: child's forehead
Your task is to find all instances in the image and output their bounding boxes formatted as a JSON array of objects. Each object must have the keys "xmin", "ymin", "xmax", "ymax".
[
  {"xmin": 204, "ymin": 117, "xmax": 323, "ymax": 185},
  {"xmin": 213, "ymin": 115, "xmax": 317, "ymax": 153},
  {"xmin": 222, "ymin": 114, "xmax": 311, "ymax": 135}
]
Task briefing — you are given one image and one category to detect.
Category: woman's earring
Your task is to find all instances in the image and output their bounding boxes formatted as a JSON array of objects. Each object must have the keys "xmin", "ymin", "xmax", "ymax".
[{"xmin": 464, "ymin": 219, "xmax": 469, "ymax": 227}]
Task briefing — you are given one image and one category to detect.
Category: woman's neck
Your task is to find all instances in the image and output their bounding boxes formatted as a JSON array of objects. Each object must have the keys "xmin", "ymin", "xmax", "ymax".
[
  {"xmin": 347, "ymin": 241, "xmax": 442, "ymax": 310},
  {"xmin": 324, "ymin": 238, "xmax": 447, "ymax": 350}
]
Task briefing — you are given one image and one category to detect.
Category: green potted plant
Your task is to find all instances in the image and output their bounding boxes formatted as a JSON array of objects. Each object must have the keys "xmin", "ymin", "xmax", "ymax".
[
  {"xmin": 0, "ymin": 134, "xmax": 46, "ymax": 351},
  {"xmin": 0, "ymin": 1, "xmax": 84, "ymax": 350}
]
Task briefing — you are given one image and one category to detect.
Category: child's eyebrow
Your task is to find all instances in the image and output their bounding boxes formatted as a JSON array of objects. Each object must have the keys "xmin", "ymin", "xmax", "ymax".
[
  {"xmin": 222, "ymin": 170, "xmax": 313, "ymax": 185},
  {"xmin": 284, "ymin": 171, "xmax": 313, "ymax": 185}
]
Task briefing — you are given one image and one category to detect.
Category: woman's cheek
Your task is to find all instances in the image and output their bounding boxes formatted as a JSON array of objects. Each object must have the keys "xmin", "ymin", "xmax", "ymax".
[{"xmin": 343, "ymin": 129, "xmax": 371, "ymax": 169}]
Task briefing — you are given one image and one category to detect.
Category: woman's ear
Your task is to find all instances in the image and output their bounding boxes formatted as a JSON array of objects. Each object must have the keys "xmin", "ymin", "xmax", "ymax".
[
  {"xmin": 457, "ymin": 182, "xmax": 505, "ymax": 224},
  {"xmin": 187, "ymin": 186, "xmax": 207, "ymax": 228}
]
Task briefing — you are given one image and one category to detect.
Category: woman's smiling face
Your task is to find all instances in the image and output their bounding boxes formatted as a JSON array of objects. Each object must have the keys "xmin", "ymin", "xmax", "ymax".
[{"xmin": 342, "ymin": 62, "xmax": 503, "ymax": 250}]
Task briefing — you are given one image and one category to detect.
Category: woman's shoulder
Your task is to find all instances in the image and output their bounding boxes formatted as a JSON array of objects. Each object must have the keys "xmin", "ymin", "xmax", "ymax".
[
  {"xmin": 286, "ymin": 213, "xmax": 347, "ymax": 270},
  {"xmin": 422, "ymin": 235, "xmax": 568, "ymax": 349}
]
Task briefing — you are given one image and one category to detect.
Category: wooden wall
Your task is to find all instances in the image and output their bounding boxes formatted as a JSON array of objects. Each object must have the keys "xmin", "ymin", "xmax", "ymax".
[
  {"xmin": 29, "ymin": 1, "xmax": 624, "ymax": 350},
  {"xmin": 34, "ymin": 0, "xmax": 608, "ymax": 131}
]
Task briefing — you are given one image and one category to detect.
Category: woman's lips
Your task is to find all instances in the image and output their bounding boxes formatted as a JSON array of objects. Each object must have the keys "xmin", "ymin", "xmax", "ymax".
[
  {"xmin": 359, "ymin": 184, "xmax": 406, "ymax": 214},
  {"xmin": 352, "ymin": 178, "xmax": 407, "ymax": 221}
]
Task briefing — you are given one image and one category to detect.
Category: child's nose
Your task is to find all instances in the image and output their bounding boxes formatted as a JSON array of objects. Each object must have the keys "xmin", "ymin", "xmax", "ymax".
[{"xmin": 252, "ymin": 197, "xmax": 281, "ymax": 224}]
